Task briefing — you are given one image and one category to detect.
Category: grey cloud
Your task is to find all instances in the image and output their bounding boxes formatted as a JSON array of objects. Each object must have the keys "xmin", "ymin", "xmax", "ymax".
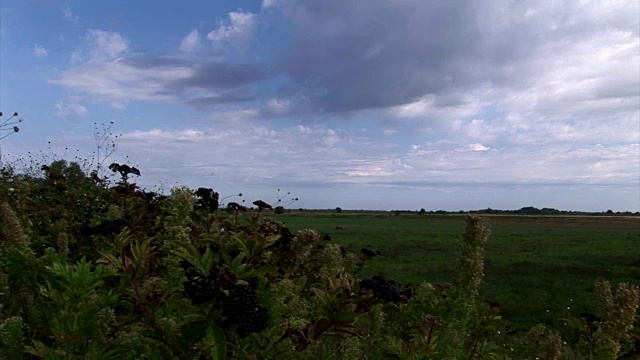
[
  {"xmin": 280, "ymin": 1, "xmax": 479, "ymax": 112},
  {"xmin": 273, "ymin": 0, "xmax": 639, "ymax": 113},
  {"xmin": 187, "ymin": 93, "xmax": 255, "ymax": 107},
  {"xmin": 122, "ymin": 56, "xmax": 190, "ymax": 68},
  {"xmin": 124, "ymin": 56, "xmax": 267, "ymax": 91},
  {"xmin": 55, "ymin": 49, "xmax": 267, "ymax": 106},
  {"xmin": 170, "ymin": 63, "xmax": 267, "ymax": 90}
]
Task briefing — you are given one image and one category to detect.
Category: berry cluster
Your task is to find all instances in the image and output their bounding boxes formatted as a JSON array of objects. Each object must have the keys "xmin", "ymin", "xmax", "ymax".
[
  {"xmin": 222, "ymin": 285, "xmax": 269, "ymax": 337},
  {"xmin": 182, "ymin": 266, "xmax": 218, "ymax": 305},
  {"xmin": 86, "ymin": 218, "xmax": 131, "ymax": 236},
  {"xmin": 360, "ymin": 276, "xmax": 401, "ymax": 303}
]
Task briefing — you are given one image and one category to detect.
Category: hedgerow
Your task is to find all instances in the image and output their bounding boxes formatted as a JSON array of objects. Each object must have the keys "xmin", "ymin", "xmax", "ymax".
[{"xmin": 0, "ymin": 159, "xmax": 638, "ymax": 359}]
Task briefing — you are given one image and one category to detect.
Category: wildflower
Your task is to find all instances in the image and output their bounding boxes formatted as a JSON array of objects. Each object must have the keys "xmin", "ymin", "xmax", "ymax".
[
  {"xmin": 457, "ymin": 216, "xmax": 490, "ymax": 301},
  {"xmin": 13, "ymin": 126, "xmax": 19, "ymax": 132}
]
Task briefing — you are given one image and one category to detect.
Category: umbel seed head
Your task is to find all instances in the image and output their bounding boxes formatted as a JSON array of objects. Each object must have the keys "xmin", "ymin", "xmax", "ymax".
[{"xmin": 13, "ymin": 126, "xmax": 19, "ymax": 133}]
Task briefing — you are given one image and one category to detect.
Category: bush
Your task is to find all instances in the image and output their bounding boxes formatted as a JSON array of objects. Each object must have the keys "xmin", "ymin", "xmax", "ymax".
[{"xmin": 274, "ymin": 205, "xmax": 285, "ymax": 214}]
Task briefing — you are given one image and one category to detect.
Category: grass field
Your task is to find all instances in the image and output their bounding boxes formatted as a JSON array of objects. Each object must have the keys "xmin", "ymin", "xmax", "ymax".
[{"xmin": 274, "ymin": 212, "xmax": 640, "ymax": 332}]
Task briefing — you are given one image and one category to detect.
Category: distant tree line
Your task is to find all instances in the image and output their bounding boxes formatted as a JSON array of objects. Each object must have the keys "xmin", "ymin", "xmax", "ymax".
[
  {"xmin": 384, "ymin": 206, "xmax": 639, "ymax": 216},
  {"xmin": 467, "ymin": 206, "xmax": 639, "ymax": 216}
]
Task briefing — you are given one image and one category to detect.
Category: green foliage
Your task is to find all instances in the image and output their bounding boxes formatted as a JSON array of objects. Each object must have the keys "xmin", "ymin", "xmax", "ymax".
[
  {"xmin": 0, "ymin": 161, "xmax": 638, "ymax": 359},
  {"xmin": 0, "ymin": 316, "xmax": 24, "ymax": 360}
]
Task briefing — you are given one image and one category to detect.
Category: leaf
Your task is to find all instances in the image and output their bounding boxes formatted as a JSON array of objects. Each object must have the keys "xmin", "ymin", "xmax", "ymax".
[
  {"xmin": 201, "ymin": 246, "xmax": 216, "ymax": 274},
  {"xmin": 130, "ymin": 238, "xmax": 155, "ymax": 276},
  {"xmin": 174, "ymin": 241, "xmax": 207, "ymax": 274},
  {"xmin": 231, "ymin": 252, "xmax": 246, "ymax": 270},
  {"xmin": 206, "ymin": 325, "xmax": 227, "ymax": 360},
  {"xmin": 230, "ymin": 233, "xmax": 250, "ymax": 255},
  {"xmin": 181, "ymin": 320, "xmax": 207, "ymax": 347}
]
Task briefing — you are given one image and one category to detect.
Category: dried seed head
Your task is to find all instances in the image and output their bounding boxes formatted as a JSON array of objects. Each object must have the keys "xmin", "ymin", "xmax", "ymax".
[
  {"xmin": 457, "ymin": 216, "xmax": 490, "ymax": 300},
  {"xmin": 424, "ymin": 314, "xmax": 444, "ymax": 327},
  {"xmin": 0, "ymin": 202, "xmax": 30, "ymax": 251},
  {"xmin": 56, "ymin": 232, "xmax": 69, "ymax": 254}
]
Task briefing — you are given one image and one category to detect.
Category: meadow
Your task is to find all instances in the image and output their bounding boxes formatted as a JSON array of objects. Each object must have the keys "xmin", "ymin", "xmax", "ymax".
[{"xmin": 276, "ymin": 212, "xmax": 640, "ymax": 332}]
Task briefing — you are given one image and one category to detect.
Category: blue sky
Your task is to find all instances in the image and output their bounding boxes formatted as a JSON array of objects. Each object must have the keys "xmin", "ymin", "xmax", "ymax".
[{"xmin": 1, "ymin": 0, "xmax": 639, "ymax": 211}]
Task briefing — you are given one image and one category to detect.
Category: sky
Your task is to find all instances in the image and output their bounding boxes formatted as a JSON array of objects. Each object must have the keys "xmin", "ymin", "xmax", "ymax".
[{"xmin": 0, "ymin": 0, "xmax": 639, "ymax": 212}]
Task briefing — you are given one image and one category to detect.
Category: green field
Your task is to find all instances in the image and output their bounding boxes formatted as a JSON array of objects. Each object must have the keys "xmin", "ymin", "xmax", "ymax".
[{"xmin": 275, "ymin": 212, "xmax": 640, "ymax": 332}]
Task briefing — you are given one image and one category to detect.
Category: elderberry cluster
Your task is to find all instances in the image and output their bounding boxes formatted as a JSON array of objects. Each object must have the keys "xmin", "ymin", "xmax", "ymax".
[
  {"xmin": 85, "ymin": 218, "xmax": 131, "ymax": 236},
  {"xmin": 182, "ymin": 266, "xmax": 218, "ymax": 305},
  {"xmin": 221, "ymin": 284, "xmax": 269, "ymax": 337},
  {"xmin": 360, "ymin": 276, "xmax": 401, "ymax": 303}
]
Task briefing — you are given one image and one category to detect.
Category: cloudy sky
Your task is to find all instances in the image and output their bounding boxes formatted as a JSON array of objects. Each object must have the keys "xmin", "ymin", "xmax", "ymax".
[{"xmin": 0, "ymin": 0, "xmax": 638, "ymax": 211}]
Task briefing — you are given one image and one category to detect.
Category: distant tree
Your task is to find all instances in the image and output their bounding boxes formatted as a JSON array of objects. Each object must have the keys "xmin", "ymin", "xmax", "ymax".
[
  {"xmin": 418, "ymin": 208, "xmax": 426, "ymax": 215},
  {"xmin": 194, "ymin": 187, "xmax": 219, "ymax": 212},
  {"xmin": 274, "ymin": 205, "xmax": 285, "ymax": 214},
  {"xmin": 335, "ymin": 207, "xmax": 342, "ymax": 213}
]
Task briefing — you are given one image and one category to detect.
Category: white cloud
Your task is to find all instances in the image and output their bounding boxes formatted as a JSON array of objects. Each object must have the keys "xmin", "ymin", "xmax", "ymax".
[
  {"xmin": 52, "ymin": 28, "xmax": 267, "ymax": 108},
  {"xmin": 54, "ymin": 101, "xmax": 87, "ymax": 117},
  {"xmin": 266, "ymin": 98, "xmax": 290, "ymax": 115},
  {"xmin": 87, "ymin": 29, "xmax": 128, "ymax": 60},
  {"xmin": 33, "ymin": 43, "xmax": 48, "ymax": 58},
  {"xmin": 207, "ymin": 11, "xmax": 256, "ymax": 50},
  {"xmin": 180, "ymin": 29, "xmax": 200, "ymax": 52},
  {"xmin": 209, "ymin": 109, "xmax": 259, "ymax": 122},
  {"xmin": 262, "ymin": 0, "xmax": 277, "ymax": 8},
  {"xmin": 51, "ymin": 30, "xmax": 198, "ymax": 106},
  {"xmin": 469, "ymin": 143, "xmax": 489, "ymax": 152},
  {"xmin": 60, "ymin": 4, "xmax": 79, "ymax": 23}
]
